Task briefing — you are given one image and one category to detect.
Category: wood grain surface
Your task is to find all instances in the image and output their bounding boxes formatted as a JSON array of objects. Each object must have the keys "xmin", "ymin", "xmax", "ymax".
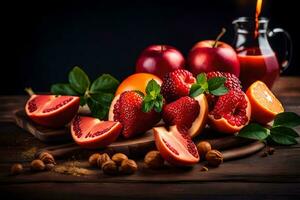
[{"xmin": 0, "ymin": 77, "xmax": 300, "ymax": 199}]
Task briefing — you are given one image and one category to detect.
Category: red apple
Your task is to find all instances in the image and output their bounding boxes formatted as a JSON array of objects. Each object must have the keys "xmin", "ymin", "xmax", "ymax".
[
  {"xmin": 136, "ymin": 45, "xmax": 185, "ymax": 79},
  {"xmin": 187, "ymin": 28, "xmax": 240, "ymax": 77}
]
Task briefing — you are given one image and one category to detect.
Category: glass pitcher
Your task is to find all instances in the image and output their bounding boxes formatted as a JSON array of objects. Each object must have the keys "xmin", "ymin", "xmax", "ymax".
[{"xmin": 232, "ymin": 17, "xmax": 292, "ymax": 89}]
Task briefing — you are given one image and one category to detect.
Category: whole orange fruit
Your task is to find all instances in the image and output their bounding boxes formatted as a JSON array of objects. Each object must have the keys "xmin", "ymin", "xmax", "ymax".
[{"xmin": 115, "ymin": 73, "xmax": 162, "ymax": 96}]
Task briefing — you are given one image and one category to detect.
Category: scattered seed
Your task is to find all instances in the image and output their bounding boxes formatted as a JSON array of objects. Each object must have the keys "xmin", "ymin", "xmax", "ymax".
[{"xmin": 200, "ymin": 166, "xmax": 209, "ymax": 172}]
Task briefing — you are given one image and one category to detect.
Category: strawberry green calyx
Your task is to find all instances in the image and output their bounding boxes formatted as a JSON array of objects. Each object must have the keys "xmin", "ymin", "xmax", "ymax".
[
  {"xmin": 142, "ymin": 79, "xmax": 164, "ymax": 113},
  {"xmin": 189, "ymin": 73, "xmax": 228, "ymax": 97}
]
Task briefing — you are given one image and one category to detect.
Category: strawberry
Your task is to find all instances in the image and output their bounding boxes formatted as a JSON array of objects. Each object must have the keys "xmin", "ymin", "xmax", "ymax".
[
  {"xmin": 206, "ymin": 71, "xmax": 242, "ymax": 91},
  {"xmin": 161, "ymin": 69, "xmax": 196, "ymax": 102},
  {"xmin": 204, "ymin": 71, "xmax": 242, "ymax": 111},
  {"xmin": 113, "ymin": 91, "xmax": 161, "ymax": 138},
  {"xmin": 162, "ymin": 96, "xmax": 200, "ymax": 132}
]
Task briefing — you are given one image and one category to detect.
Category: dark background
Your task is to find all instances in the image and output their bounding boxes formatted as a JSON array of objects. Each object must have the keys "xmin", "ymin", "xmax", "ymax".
[{"xmin": 3, "ymin": 0, "xmax": 299, "ymax": 95}]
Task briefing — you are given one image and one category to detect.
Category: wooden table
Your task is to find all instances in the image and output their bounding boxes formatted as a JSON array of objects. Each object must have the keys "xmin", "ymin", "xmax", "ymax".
[{"xmin": 1, "ymin": 77, "xmax": 300, "ymax": 199}]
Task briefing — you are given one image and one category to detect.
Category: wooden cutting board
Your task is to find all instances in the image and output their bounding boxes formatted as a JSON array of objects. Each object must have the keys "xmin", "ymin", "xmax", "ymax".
[{"xmin": 14, "ymin": 109, "xmax": 265, "ymax": 160}]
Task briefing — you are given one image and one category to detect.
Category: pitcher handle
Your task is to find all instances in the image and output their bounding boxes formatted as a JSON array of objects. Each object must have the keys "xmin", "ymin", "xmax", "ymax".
[{"xmin": 268, "ymin": 28, "xmax": 293, "ymax": 73}]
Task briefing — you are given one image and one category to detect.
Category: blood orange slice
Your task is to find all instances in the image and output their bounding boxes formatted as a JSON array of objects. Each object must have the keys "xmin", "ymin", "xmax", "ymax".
[
  {"xmin": 25, "ymin": 95, "xmax": 80, "ymax": 128},
  {"xmin": 153, "ymin": 126, "xmax": 199, "ymax": 166},
  {"xmin": 71, "ymin": 115, "xmax": 122, "ymax": 149}
]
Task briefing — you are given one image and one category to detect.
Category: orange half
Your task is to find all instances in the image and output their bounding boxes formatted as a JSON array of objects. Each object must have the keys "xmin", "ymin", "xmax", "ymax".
[
  {"xmin": 188, "ymin": 94, "xmax": 208, "ymax": 137},
  {"xmin": 246, "ymin": 81, "xmax": 284, "ymax": 124},
  {"xmin": 115, "ymin": 73, "xmax": 162, "ymax": 96}
]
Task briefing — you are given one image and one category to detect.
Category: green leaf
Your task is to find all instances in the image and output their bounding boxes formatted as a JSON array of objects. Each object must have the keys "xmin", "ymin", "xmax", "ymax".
[
  {"xmin": 50, "ymin": 83, "xmax": 78, "ymax": 96},
  {"xmin": 208, "ymin": 77, "xmax": 226, "ymax": 91},
  {"xmin": 154, "ymin": 94, "xmax": 163, "ymax": 112},
  {"xmin": 146, "ymin": 79, "xmax": 161, "ymax": 95},
  {"xmin": 210, "ymin": 85, "xmax": 228, "ymax": 96},
  {"xmin": 196, "ymin": 73, "xmax": 207, "ymax": 85},
  {"xmin": 238, "ymin": 123, "xmax": 270, "ymax": 141},
  {"xmin": 86, "ymin": 97, "xmax": 108, "ymax": 120},
  {"xmin": 142, "ymin": 80, "xmax": 163, "ymax": 113},
  {"xmin": 90, "ymin": 74, "xmax": 119, "ymax": 94},
  {"xmin": 68, "ymin": 66, "xmax": 90, "ymax": 94},
  {"xmin": 273, "ymin": 112, "xmax": 300, "ymax": 128},
  {"xmin": 142, "ymin": 100, "xmax": 154, "ymax": 113},
  {"xmin": 90, "ymin": 92, "xmax": 114, "ymax": 107},
  {"xmin": 201, "ymin": 81, "xmax": 209, "ymax": 91},
  {"xmin": 79, "ymin": 96, "xmax": 86, "ymax": 106},
  {"xmin": 189, "ymin": 84, "xmax": 204, "ymax": 97},
  {"xmin": 270, "ymin": 129, "xmax": 298, "ymax": 145},
  {"xmin": 270, "ymin": 126, "xmax": 299, "ymax": 138},
  {"xmin": 143, "ymin": 95, "xmax": 153, "ymax": 103}
]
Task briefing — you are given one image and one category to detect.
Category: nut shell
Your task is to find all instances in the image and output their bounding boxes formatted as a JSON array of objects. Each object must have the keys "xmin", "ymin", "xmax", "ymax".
[
  {"xmin": 197, "ymin": 141, "xmax": 212, "ymax": 159},
  {"xmin": 97, "ymin": 153, "xmax": 111, "ymax": 169},
  {"xmin": 88, "ymin": 153, "xmax": 101, "ymax": 167},
  {"xmin": 45, "ymin": 163, "xmax": 55, "ymax": 171},
  {"xmin": 205, "ymin": 150, "xmax": 223, "ymax": 167},
  {"xmin": 39, "ymin": 152, "xmax": 56, "ymax": 165},
  {"xmin": 11, "ymin": 163, "xmax": 23, "ymax": 175},
  {"xmin": 112, "ymin": 153, "xmax": 128, "ymax": 165},
  {"xmin": 31, "ymin": 159, "xmax": 45, "ymax": 171},
  {"xmin": 144, "ymin": 151, "xmax": 164, "ymax": 169},
  {"xmin": 120, "ymin": 159, "xmax": 138, "ymax": 174},
  {"xmin": 102, "ymin": 160, "xmax": 118, "ymax": 175}
]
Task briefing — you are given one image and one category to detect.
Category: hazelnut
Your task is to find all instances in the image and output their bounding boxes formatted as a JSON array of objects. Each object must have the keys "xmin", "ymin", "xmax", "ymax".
[
  {"xmin": 197, "ymin": 141, "xmax": 212, "ymax": 159},
  {"xmin": 88, "ymin": 153, "xmax": 101, "ymax": 167},
  {"xmin": 102, "ymin": 160, "xmax": 118, "ymax": 175},
  {"xmin": 11, "ymin": 163, "xmax": 23, "ymax": 175},
  {"xmin": 39, "ymin": 152, "xmax": 56, "ymax": 165},
  {"xmin": 268, "ymin": 147, "xmax": 275, "ymax": 155},
  {"xmin": 120, "ymin": 159, "xmax": 138, "ymax": 174},
  {"xmin": 45, "ymin": 163, "xmax": 55, "ymax": 171},
  {"xmin": 112, "ymin": 153, "xmax": 128, "ymax": 165},
  {"xmin": 205, "ymin": 150, "xmax": 223, "ymax": 167},
  {"xmin": 144, "ymin": 151, "xmax": 164, "ymax": 169},
  {"xmin": 97, "ymin": 153, "xmax": 111, "ymax": 169},
  {"xmin": 31, "ymin": 159, "xmax": 45, "ymax": 171}
]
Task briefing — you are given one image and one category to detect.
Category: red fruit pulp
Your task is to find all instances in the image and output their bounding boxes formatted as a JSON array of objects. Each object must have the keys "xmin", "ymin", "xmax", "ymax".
[
  {"xmin": 210, "ymin": 90, "xmax": 249, "ymax": 127},
  {"xmin": 153, "ymin": 126, "xmax": 199, "ymax": 166},
  {"xmin": 25, "ymin": 95, "xmax": 80, "ymax": 128},
  {"xmin": 71, "ymin": 115, "xmax": 122, "ymax": 149}
]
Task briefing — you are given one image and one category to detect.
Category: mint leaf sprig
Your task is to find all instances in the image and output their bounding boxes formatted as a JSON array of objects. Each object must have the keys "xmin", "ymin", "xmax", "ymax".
[
  {"xmin": 51, "ymin": 66, "xmax": 119, "ymax": 120},
  {"xmin": 238, "ymin": 112, "xmax": 300, "ymax": 145},
  {"xmin": 142, "ymin": 79, "xmax": 164, "ymax": 113},
  {"xmin": 189, "ymin": 73, "xmax": 228, "ymax": 97}
]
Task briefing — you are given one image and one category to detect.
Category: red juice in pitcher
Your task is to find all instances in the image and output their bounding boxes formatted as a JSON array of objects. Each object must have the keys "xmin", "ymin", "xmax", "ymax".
[
  {"xmin": 233, "ymin": 16, "xmax": 291, "ymax": 90},
  {"xmin": 237, "ymin": 47, "xmax": 279, "ymax": 89}
]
